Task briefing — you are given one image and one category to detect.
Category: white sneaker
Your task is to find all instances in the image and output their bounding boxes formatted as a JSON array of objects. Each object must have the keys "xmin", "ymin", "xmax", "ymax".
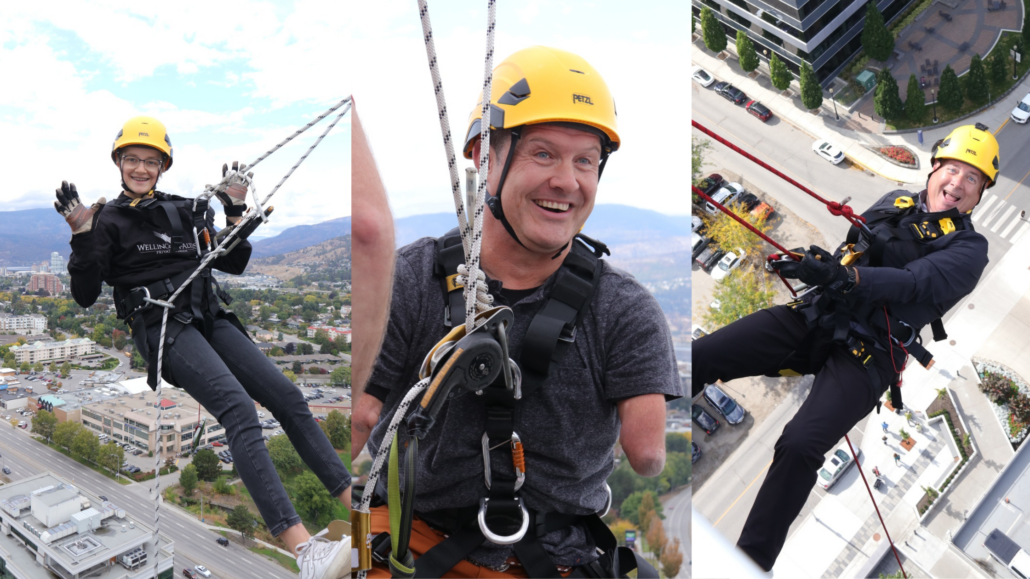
[{"xmin": 296, "ymin": 528, "xmax": 352, "ymax": 579}]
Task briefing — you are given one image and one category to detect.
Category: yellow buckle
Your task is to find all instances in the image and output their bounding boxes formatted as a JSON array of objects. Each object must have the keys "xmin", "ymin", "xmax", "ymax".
[
  {"xmin": 894, "ymin": 196, "xmax": 915, "ymax": 209},
  {"xmin": 840, "ymin": 243, "xmax": 864, "ymax": 266},
  {"xmin": 939, "ymin": 217, "xmax": 955, "ymax": 235},
  {"xmin": 778, "ymin": 369, "xmax": 802, "ymax": 377},
  {"xmin": 353, "ymin": 509, "xmax": 372, "ymax": 571},
  {"xmin": 445, "ymin": 273, "xmax": 463, "ymax": 292}
]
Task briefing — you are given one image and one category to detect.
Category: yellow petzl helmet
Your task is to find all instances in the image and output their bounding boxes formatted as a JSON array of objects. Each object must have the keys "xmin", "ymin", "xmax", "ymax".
[
  {"xmin": 111, "ymin": 116, "xmax": 174, "ymax": 170},
  {"xmin": 462, "ymin": 46, "xmax": 620, "ymax": 159},
  {"xmin": 931, "ymin": 123, "xmax": 999, "ymax": 188}
]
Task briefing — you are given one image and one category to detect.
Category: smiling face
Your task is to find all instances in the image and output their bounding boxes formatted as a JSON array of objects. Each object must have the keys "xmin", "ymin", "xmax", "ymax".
[
  {"xmin": 926, "ymin": 158, "xmax": 988, "ymax": 213},
  {"xmin": 476, "ymin": 123, "xmax": 602, "ymax": 254},
  {"xmin": 116, "ymin": 145, "xmax": 164, "ymax": 198}
]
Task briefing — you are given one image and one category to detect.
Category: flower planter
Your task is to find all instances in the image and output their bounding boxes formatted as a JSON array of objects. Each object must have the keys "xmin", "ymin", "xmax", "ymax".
[
  {"xmin": 884, "ymin": 400, "xmax": 895, "ymax": 412},
  {"xmin": 900, "ymin": 437, "xmax": 916, "ymax": 451}
]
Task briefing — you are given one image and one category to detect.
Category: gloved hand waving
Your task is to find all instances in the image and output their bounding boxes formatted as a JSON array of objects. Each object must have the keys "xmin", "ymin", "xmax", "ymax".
[
  {"xmin": 215, "ymin": 161, "xmax": 252, "ymax": 217},
  {"xmin": 54, "ymin": 181, "xmax": 106, "ymax": 235},
  {"xmin": 771, "ymin": 245, "xmax": 855, "ymax": 292}
]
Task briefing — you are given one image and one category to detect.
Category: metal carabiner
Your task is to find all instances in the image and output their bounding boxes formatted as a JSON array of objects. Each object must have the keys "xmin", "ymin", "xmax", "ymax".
[
  {"xmin": 598, "ymin": 483, "xmax": 612, "ymax": 517},
  {"xmin": 892, "ymin": 319, "xmax": 918, "ymax": 347},
  {"xmin": 482, "ymin": 432, "xmax": 526, "ymax": 491},
  {"xmin": 478, "ymin": 497, "xmax": 529, "ymax": 545}
]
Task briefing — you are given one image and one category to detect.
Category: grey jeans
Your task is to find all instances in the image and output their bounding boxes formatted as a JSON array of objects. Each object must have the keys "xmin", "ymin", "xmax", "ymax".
[{"xmin": 135, "ymin": 316, "xmax": 351, "ymax": 536}]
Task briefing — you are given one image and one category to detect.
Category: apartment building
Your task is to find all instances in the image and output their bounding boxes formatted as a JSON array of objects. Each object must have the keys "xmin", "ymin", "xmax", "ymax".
[
  {"xmin": 0, "ymin": 315, "xmax": 47, "ymax": 335},
  {"xmin": 10, "ymin": 339, "xmax": 95, "ymax": 365}
]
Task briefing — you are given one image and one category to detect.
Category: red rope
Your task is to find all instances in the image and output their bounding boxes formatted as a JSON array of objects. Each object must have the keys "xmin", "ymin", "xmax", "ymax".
[
  {"xmin": 692, "ymin": 120, "xmax": 871, "ymax": 233},
  {"xmin": 844, "ymin": 434, "xmax": 908, "ymax": 579},
  {"xmin": 691, "ymin": 186, "xmax": 795, "ymax": 256}
]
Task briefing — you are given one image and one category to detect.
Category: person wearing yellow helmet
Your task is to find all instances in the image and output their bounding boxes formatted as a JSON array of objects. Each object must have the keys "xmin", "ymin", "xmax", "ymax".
[
  {"xmin": 352, "ymin": 47, "xmax": 679, "ymax": 578},
  {"xmin": 56, "ymin": 116, "xmax": 353, "ymax": 579},
  {"xmin": 692, "ymin": 123, "xmax": 997, "ymax": 572}
]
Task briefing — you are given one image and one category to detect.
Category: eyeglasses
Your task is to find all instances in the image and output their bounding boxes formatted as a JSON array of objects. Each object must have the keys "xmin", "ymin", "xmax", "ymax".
[{"xmin": 121, "ymin": 155, "xmax": 164, "ymax": 171}]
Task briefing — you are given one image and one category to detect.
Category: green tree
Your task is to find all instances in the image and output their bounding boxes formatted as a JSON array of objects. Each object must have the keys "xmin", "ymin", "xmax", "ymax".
[
  {"xmin": 966, "ymin": 54, "xmax": 989, "ymax": 105},
  {"xmin": 72, "ymin": 429, "xmax": 99, "ymax": 463},
  {"xmin": 990, "ymin": 51, "xmax": 1008, "ymax": 87},
  {"xmin": 330, "ymin": 366, "xmax": 351, "ymax": 387},
  {"xmin": 283, "ymin": 370, "xmax": 297, "ymax": 384},
  {"xmin": 638, "ymin": 491, "xmax": 658, "ymax": 534},
  {"xmin": 769, "ymin": 52, "xmax": 793, "ymax": 91},
  {"xmin": 99, "ymin": 442, "xmax": 124, "ymax": 475},
  {"xmin": 905, "ymin": 74, "xmax": 926, "ymax": 123},
  {"xmin": 179, "ymin": 464, "xmax": 198, "ymax": 496},
  {"xmin": 31, "ymin": 410, "xmax": 57, "ymax": 443},
  {"xmin": 267, "ymin": 433, "xmax": 303, "ymax": 478},
  {"xmin": 60, "ymin": 361, "xmax": 71, "ymax": 376},
  {"xmin": 19, "ymin": 362, "xmax": 30, "ymax": 374},
  {"xmin": 736, "ymin": 30, "xmax": 759, "ymax": 73},
  {"xmin": 292, "ymin": 361, "xmax": 303, "ymax": 374},
  {"xmin": 3, "ymin": 352, "xmax": 14, "ymax": 368},
  {"xmin": 227, "ymin": 505, "xmax": 257, "ymax": 544},
  {"xmin": 33, "ymin": 362, "xmax": 44, "ymax": 373},
  {"xmin": 214, "ymin": 475, "xmax": 235, "ymax": 495},
  {"xmin": 702, "ymin": 270, "xmax": 777, "ymax": 330},
  {"xmin": 1023, "ymin": 9, "xmax": 1030, "ymax": 47},
  {"xmin": 800, "ymin": 61, "xmax": 823, "ymax": 110},
  {"xmin": 325, "ymin": 410, "xmax": 351, "ymax": 450},
  {"xmin": 938, "ymin": 65, "xmax": 964, "ymax": 111},
  {"xmin": 701, "ymin": 6, "xmax": 727, "ymax": 53},
  {"xmin": 874, "ymin": 68, "xmax": 904, "ymax": 120},
  {"xmin": 666, "ymin": 432, "xmax": 691, "ymax": 455},
  {"xmin": 619, "ymin": 490, "xmax": 665, "ymax": 526},
  {"xmin": 54, "ymin": 421, "xmax": 81, "ymax": 449},
  {"xmin": 861, "ymin": 2, "xmax": 895, "ymax": 62},
  {"xmin": 293, "ymin": 471, "xmax": 335, "ymax": 528},
  {"xmin": 692, "ymin": 138, "xmax": 711, "ymax": 186},
  {"xmin": 193, "ymin": 449, "xmax": 222, "ymax": 481}
]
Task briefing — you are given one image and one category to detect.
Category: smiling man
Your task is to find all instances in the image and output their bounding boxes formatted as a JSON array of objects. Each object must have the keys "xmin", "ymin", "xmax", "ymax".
[
  {"xmin": 692, "ymin": 123, "xmax": 998, "ymax": 571},
  {"xmin": 352, "ymin": 46, "xmax": 680, "ymax": 578}
]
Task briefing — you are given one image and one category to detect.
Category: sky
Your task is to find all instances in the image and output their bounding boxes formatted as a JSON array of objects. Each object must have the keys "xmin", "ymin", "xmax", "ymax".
[
  {"xmin": 352, "ymin": 0, "xmax": 690, "ymax": 219},
  {"xmin": 0, "ymin": 1, "xmax": 350, "ymax": 238}
]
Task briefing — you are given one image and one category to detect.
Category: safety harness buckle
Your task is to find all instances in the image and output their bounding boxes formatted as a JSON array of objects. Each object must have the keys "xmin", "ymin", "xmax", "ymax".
[
  {"xmin": 477, "ymin": 497, "xmax": 529, "ymax": 545},
  {"xmin": 482, "ymin": 432, "xmax": 526, "ymax": 492}
]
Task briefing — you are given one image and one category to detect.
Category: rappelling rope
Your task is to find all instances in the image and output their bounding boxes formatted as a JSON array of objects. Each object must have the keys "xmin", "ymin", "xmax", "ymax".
[
  {"xmin": 143, "ymin": 97, "xmax": 350, "ymax": 579},
  {"xmin": 417, "ymin": 0, "xmax": 497, "ymax": 333},
  {"xmin": 694, "ymin": 131, "xmax": 907, "ymax": 579}
]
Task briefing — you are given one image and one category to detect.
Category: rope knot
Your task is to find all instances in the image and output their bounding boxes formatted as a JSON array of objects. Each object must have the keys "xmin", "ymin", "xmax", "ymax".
[{"xmin": 456, "ymin": 263, "xmax": 494, "ymax": 314}]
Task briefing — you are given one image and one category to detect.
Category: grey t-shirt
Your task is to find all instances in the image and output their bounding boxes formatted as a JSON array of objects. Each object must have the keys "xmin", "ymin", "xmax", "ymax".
[{"xmin": 368, "ymin": 237, "xmax": 682, "ymax": 567}]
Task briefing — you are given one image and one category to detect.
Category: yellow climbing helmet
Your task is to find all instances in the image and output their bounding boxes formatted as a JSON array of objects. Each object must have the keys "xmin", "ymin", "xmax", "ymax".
[
  {"xmin": 462, "ymin": 46, "xmax": 620, "ymax": 159},
  {"xmin": 111, "ymin": 116, "xmax": 174, "ymax": 170},
  {"xmin": 931, "ymin": 123, "xmax": 999, "ymax": 188}
]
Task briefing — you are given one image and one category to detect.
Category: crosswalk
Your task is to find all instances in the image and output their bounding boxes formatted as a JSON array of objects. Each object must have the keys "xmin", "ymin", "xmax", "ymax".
[{"xmin": 973, "ymin": 191, "xmax": 1030, "ymax": 244}]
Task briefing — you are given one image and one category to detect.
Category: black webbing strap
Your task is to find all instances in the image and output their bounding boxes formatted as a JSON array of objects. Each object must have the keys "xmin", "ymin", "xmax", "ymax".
[
  {"xmin": 435, "ymin": 229, "xmax": 467, "ymax": 327},
  {"xmin": 412, "ymin": 525, "xmax": 485, "ymax": 578}
]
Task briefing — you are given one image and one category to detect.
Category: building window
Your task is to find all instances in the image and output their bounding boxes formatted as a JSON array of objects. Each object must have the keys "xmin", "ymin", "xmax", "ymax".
[
  {"xmin": 166, "ymin": 434, "xmax": 175, "ymax": 442},
  {"xmin": 727, "ymin": 10, "xmax": 752, "ymax": 27}
]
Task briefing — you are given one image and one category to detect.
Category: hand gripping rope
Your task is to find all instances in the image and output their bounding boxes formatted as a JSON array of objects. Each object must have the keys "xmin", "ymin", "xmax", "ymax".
[
  {"xmin": 143, "ymin": 97, "xmax": 351, "ymax": 579},
  {"xmin": 695, "ymin": 123, "xmax": 907, "ymax": 578},
  {"xmin": 354, "ymin": 2, "xmax": 504, "ymax": 577}
]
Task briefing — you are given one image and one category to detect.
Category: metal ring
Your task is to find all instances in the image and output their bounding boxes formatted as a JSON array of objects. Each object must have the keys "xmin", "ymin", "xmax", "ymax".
[
  {"xmin": 478, "ymin": 497, "xmax": 529, "ymax": 545},
  {"xmin": 598, "ymin": 483, "xmax": 612, "ymax": 517}
]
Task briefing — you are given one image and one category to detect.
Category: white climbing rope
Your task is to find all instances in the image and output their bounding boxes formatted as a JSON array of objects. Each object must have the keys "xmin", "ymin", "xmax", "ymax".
[{"xmin": 143, "ymin": 97, "xmax": 350, "ymax": 579}]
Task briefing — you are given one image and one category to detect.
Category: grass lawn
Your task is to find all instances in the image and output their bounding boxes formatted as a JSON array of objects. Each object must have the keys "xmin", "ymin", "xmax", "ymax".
[
  {"xmin": 251, "ymin": 546, "xmax": 300, "ymax": 573},
  {"xmin": 32, "ymin": 437, "xmax": 131, "ymax": 485}
]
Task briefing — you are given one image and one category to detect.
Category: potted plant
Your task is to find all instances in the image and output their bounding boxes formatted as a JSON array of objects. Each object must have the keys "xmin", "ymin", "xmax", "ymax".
[
  {"xmin": 900, "ymin": 427, "xmax": 916, "ymax": 451},
  {"xmin": 884, "ymin": 390, "xmax": 895, "ymax": 412}
]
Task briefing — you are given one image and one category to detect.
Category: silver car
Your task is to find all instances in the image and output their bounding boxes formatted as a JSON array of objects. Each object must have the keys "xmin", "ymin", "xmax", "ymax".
[{"xmin": 818, "ymin": 446, "xmax": 862, "ymax": 490}]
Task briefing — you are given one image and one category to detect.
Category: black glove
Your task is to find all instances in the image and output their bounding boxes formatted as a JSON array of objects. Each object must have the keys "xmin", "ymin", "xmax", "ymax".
[
  {"xmin": 776, "ymin": 245, "xmax": 852, "ymax": 290},
  {"xmin": 54, "ymin": 181, "xmax": 106, "ymax": 235},
  {"xmin": 215, "ymin": 161, "xmax": 251, "ymax": 217}
]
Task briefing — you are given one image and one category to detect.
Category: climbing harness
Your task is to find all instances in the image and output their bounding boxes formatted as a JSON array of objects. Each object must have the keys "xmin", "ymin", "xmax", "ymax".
[
  {"xmin": 132, "ymin": 96, "xmax": 351, "ymax": 579},
  {"xmin": 692, "ymin": 122, "xmax": 932, "ymax": 579}
]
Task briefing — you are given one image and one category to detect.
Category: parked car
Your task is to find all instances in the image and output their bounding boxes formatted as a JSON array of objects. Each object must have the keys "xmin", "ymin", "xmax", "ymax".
[
  {"xmin": 984, "ymin": 528, "xmax": 1030, "ymax": 577},
  {"xmin": 812, "ymin": 140, "xmax": 845, "ymax": 165},
  {"xmin": 703, "ymin": 384, "xmax": 747, "ymax": 425},
  {"xmin": 99, "ymin": 495, "xmax": 108, "ymax": 502},
  {"xmin": 751, "ymin": 201, "xmax": 776, "ymax": 221},
  {"xmin": 817, "ymin": 445, "xmax": 861, "ymax": 490},
  {"xmin": 745, "ymin": 100, "xmax": 773, "ymax": 122},
  {"xmin": 696, "ymin": 173, "xmax": 723, "ymax": 197},
  {"xmin": 692, "ymin": 66, "xmax": 715, "ymax": 87},
  {"xmin": 217, "ymin": 536, "xmax": 230, "ymax": 547},
  {"xmin": 691, "ymin": 442, "xmax": 702, "ymax": 464},
  {"xmin": 704, "ymin": 182, "xmax": 744, "ymax": 215},
  {"xmin": 712, "ymin": 248, "xmax": 746, "ymax": 282},
  {"xmin": 736, "ymin": 192, "xmax": 761, "ymax": 211},
  {"xmin": 717, "ymin": 83, "xmax": 748, "ymax": 105},
  {"xmin": 691, "ymin": 324, "xmax": 708, "ymax": 340},
  {"xmin": 2, "ymin": 466, "xmax": 11, "ymax": 475},
  {"xmin": 692, "ymin": 233, "xmax": 712, "ymax": 260},
  {"xmin": 692, "ymin": 404, "xmax": 720, "ymax": 435},
  {"xmin": 695, "ymin": 245, "xmax": 726, "ymax": 271},
  {"xmin": 1012, "ymin": 93, "xmax": 1030, "ymax": 123}
]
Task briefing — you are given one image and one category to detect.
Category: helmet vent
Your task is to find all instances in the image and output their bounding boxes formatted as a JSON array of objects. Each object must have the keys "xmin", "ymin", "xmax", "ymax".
[
  {"xmin": 499, "ymin": 78, "xmax": 531, "ymax": 105},
  {"xmin": 569, "ymin": 69, "xmax": 585, "ymax": 74}
]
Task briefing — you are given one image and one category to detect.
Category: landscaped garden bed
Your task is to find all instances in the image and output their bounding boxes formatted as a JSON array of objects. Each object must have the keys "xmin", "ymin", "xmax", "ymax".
[
  {"xmin": 975, "ymin": 359, "xmax": 1030, "ymax": 447},
  {"xmin": 870, "ymin": 145, "xmax": 919, "ymax": 168}
]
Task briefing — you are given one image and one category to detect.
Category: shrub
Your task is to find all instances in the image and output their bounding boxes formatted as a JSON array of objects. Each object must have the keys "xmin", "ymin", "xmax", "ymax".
[{"xmin": 879, "ymin": 146, "xmax": 916, "ymax": 165}]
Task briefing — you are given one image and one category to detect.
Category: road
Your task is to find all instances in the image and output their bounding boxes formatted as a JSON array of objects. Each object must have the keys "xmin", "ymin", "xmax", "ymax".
[
  {"xmin": 663, "ymin": 485, "xmax": 692, "ymax": 579},
  {"xmin": 0, "ymin": 424, "xmax": 296, "ymax": 579}
]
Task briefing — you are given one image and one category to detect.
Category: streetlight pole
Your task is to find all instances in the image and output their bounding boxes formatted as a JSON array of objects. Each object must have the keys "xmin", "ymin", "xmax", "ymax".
[
  {"xmin": 932, "ymin": 89, "xmax": 939, "ymax": 123},
  {"xmin": 830, "ymin": 86, "xmax": 840, "ymax": 120}
]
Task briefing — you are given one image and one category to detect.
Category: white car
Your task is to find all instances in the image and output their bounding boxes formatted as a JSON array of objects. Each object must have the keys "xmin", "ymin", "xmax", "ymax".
[
  {"xmin": 1012, "ymin": 93, "xmax": 1030, "ymax": 123},
  {"xmin": 692, "ymin": 66, "xmax": 715, "ymax": 87},
  {"xmin": 812, "ymin": 140, "xmax": 845, "ymax": 164},
  {"xmin": 704, "ymin": 182, "xmax": 745, "ymax": 215},
  {"xmin": 712, "ymin": 248, "xmax": 746, "ymax": 282},
  {"xmin": 194, "ymin": 566, "xmax": 212, "ymax": 578},
  {"xmin": 817, "ymin": 445, "xmax": 861, "ymax": 490}
]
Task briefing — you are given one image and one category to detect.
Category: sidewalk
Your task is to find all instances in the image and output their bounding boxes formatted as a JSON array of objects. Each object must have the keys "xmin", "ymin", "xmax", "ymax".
[{"xmin": 692, "ymin": 39, "xmax": 1022, "ymax": 186}]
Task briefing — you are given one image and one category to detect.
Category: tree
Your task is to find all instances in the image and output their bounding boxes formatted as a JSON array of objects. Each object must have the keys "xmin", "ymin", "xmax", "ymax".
[
  {"xmin": 966, "ymin": 54, "xmax": 989, "ymax": 105},
  {"xmin": 31, "ymin": 410, "xmax": 57, "ymax": 443},
  {"xmin": 938, "ymin": 65, "xmax": 964, "ymax": 111},
  {"xmin": 861, "ymin": 2, "xmax": 895, "ymax": 62},
  {"xmin": 99, "ymin": 442, "xmax": 124, "ymax": 475},
  {"xmin": 33, "ymin": 362, "xmax": 44, "ymax": 373},
  {"xmin": 769, "ymin": 52, "xmax": 793, "ymax": 92},
  {"xmin": 800, "ymin": 61, "xmax": 823, "ymax": 110},
  {"xmin": 325, "ymin": 410, "xmax": 350, "ymax": 450},
  {"xmin": 645, "ymin": 517, "xmax": 667, "ymax": 560},
  {"xmin": 330, "ymin": 366, "xmax": 350, "ymax": 387},
  {"xmin": 293, "ymin": 471, "xmax": 336, "ymax": 528},
  {"xmin": 905, "ymin": 75, "xmax": 926, "ymax": 123},
  {"xmin": 284, "ymin": 342, "xmax": 296, "ymax": 355},
  {"xmin": 701, "ymin": 6, "xmax": 727, "ymax": 53},
  {"xmin": 703, "ymin": 270, "xmax": 777, "ymax": 330},
  {"xmin": 179, "ymin": 464, "xmax": 198, "ymax": 496},
  {"xmin": 691, "ymin": 138, "xmax": 711, "ymax": 187},
  {"xmin": 267, "ymin": 433, "xmax": 303, "ymax": 478},
  {"xmin": 60, "ymin": 361, "xmax": 71, "ymax": 377},
  {"xmin": 54, "ymin": 421, "xmax": 81, "ymax": 449},
  {"xmin": 227, "ymin": 505, "xmax": 257, "ymax": 544},
  {"xmin": 703, "ymin": 201, "xmax": 771, "ymax": 259},
  {"xmin": 638, "ymin": 491, "xmax": 658, "ymax": 534},
  {"xmin": 214, "ymin": 475, "xmax": 235, "ymax": 495},
  {"xmin": 19, "ymin": 362, "xmax": 30, "ymax": 374},
  {"xmin": 283, "ymin": 370, "xmax": 297, "ymax": 384},
  {"xmin": 666, "ymin": 432, "xmax": 691, "ymax": 455},
  {"xmin": 72, "ymin": 429, "xmax": 99, "ymax": 464},
  {"xmin": 193, "ymin": 449, "xmax": 222, "ymax": 481},
  {"xmin": 736, "ymin": 30, "xmax": 759, "ymax": 73},
  {"xmin": 661, "ymin": 537, "xmax": 685, "ymax": 578},
  {"xmin": 1023, "ymin": 9, "xmax": 1030, "ymax": 48},
  {"xmin": 113, "ymin": 335, "xmax": 127, "ymax": 351},
  {"xmin": 990, "ymin": 51, "xmax": 1008, "ymax": 87},
  {"xmin": 618, "ymin": 490, "xmax": 665, "ymax": 526},
  {"xmin": 3, "ymin": 352, "xmax": 14, "ymax": 368},
  {"xmin": 874, "ymin": 68, "xmax": 904, "ymax": 120},
  {"xmin": 292, "ymin": 361, "xmax": 303, "ymax": 374}
]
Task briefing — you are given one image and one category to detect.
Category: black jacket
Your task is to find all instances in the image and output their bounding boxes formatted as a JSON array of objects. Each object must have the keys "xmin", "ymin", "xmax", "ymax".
[{"xmin": 68, "ymin": 190, "xmax": 251, "ymax": 323}]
